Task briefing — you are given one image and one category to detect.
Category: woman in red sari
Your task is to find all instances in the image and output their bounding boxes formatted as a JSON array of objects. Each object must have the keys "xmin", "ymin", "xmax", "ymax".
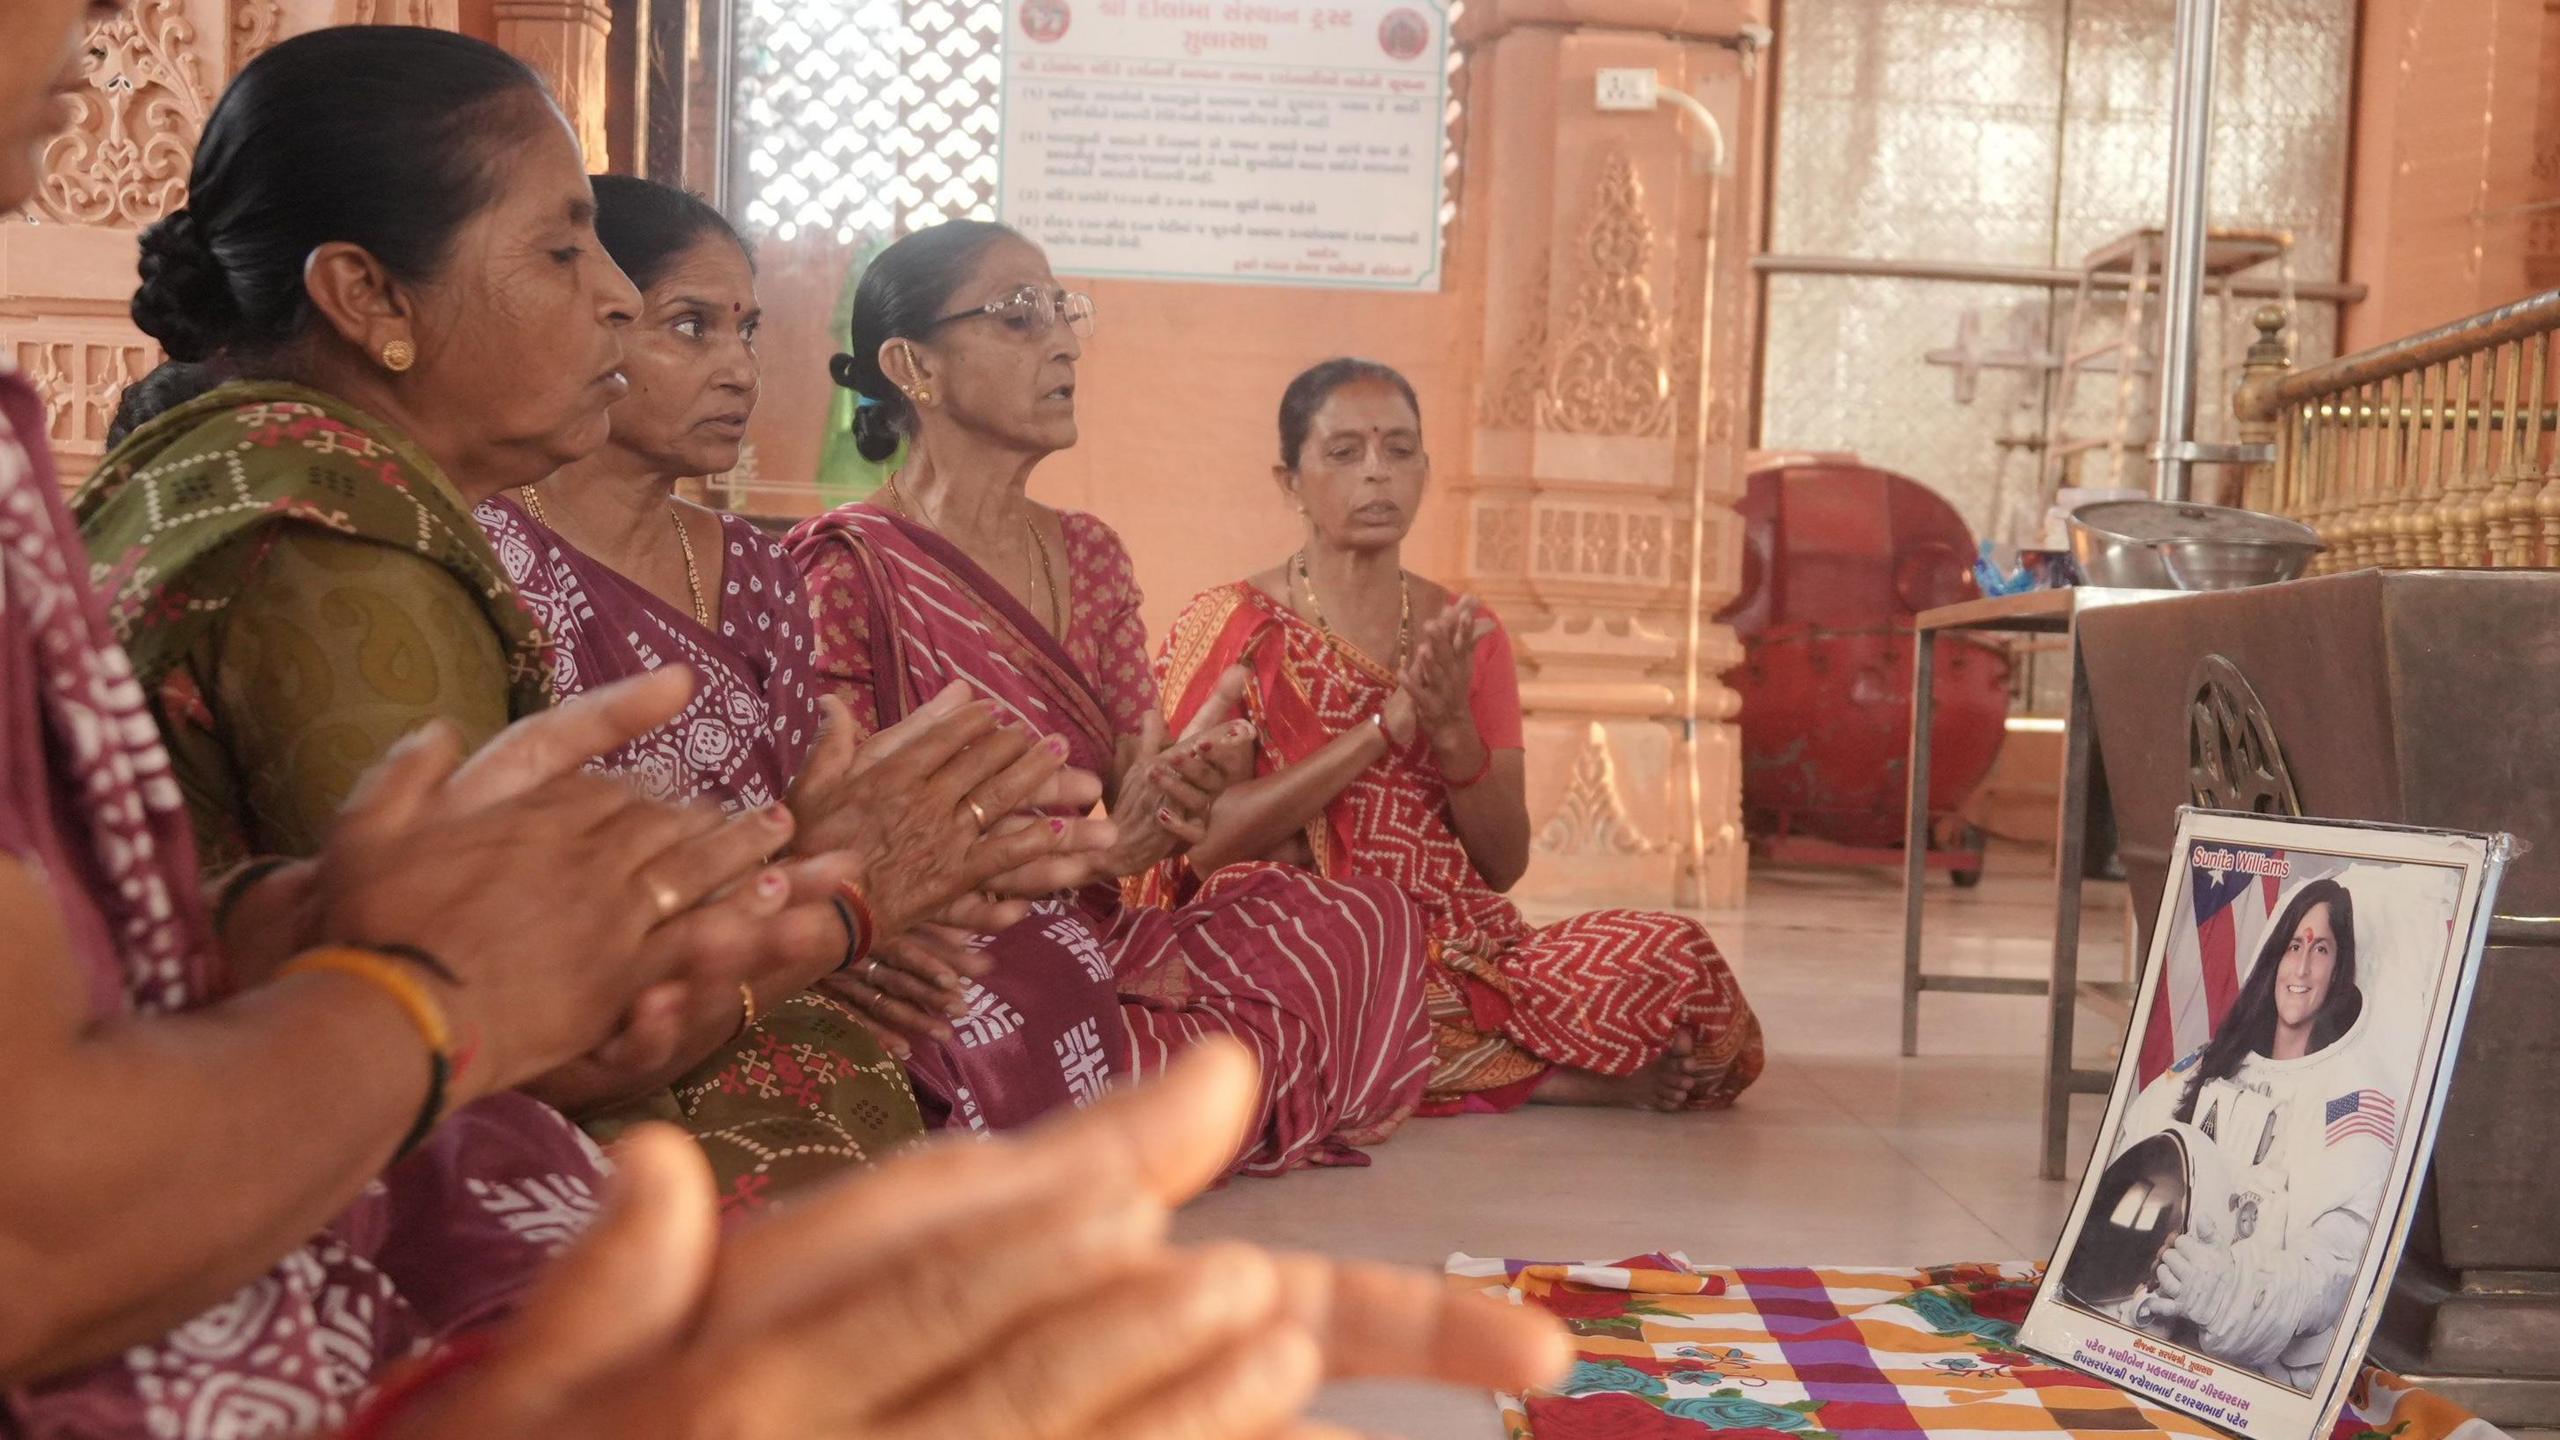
[
  {"xmin": 789, "ymin": 223, "xmax": 1434, "ymax": 1177},
  {"xmin": 1158, "ymin": 358, "xmax": 1765, "ymax": 1113}
]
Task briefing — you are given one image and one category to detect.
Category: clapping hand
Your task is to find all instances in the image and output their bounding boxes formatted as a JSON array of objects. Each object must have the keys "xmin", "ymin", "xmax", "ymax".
[
  {"xmin": 1093, "ymin": 673, "xmax": 1256, "ymax": 880},
  {"xmin": 1395, "ymin": 594, "xmax": 1492, "ymax": 746},
  {"xmin": 384, "ymin": 1042, "xmax": 1571, "ymax": 1440},
  {"xmin": 313, "ymin": 668, "xmax": 798, "ymax": 1104},
  {"xmin": 787, "ymin": 683, "xmax": 1117, "ymax": 940}
]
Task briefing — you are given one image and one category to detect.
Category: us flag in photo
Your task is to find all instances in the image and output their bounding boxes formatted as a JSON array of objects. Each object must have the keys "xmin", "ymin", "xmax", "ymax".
[
  {"xmin": 2138, "ymin": 846, "xmax": 2287, "ymax": 1086},
  {"xmin": 2325, "ymin": 1088, "xmax": 2399, "ymax": 1149}
]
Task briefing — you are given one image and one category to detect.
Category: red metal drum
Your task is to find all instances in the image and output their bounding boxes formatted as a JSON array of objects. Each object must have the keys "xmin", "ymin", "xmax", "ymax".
[{"xmin": 1721, "ymin": 462, "xmax": 2013, "ymax": 872}]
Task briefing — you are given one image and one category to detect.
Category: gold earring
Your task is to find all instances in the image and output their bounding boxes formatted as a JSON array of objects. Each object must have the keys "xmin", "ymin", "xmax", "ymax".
[
  {"xmin": 380, "ymin": 339, "xmax": 415, "ymax": 374},
  {"xmin": 914, "ymin": 387, "xmax": 935, "ymax": 407}
]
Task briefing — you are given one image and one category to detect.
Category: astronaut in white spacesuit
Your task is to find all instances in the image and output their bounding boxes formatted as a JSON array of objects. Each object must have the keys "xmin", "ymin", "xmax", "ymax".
[{"xmin": 2100, "ymin": 877, "xmax": 2398, "ymax": 1389}]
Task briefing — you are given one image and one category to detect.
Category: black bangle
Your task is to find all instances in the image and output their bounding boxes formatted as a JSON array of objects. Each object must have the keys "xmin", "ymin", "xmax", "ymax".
[
  {"xmin": 391, "ymin": 1049, "xmax": 451, "ymax": 1161},
  {"xmin": 358, "ymin": 944, "xmax": 461, "ymax": 1158},
  {"xmin": 366, "ymin": 941, "xmax": 464, "ymax": 987},
  {"xmin": 210, "ymin": 857, "xmax": 295, "ymax": 939}
]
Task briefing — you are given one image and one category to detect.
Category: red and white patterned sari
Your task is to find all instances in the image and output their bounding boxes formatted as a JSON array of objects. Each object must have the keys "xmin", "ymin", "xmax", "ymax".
[
  {"xmin": 789, "ymin": 503, "xmax": 1433, "ymax": 1176},
  {"xmin": 1158, "ymin": 582, "xmax": 1765, "ymax": 1113}
]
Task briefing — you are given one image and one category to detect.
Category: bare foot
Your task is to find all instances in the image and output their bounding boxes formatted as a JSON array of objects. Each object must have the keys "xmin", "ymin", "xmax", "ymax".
[{"xmin": 1531, "ymin": 1029, "xmax": 1717, "ymax": 1112}]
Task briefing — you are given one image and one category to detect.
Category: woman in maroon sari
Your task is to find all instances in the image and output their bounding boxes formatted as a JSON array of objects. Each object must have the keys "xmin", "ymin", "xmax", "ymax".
[
  {"xmin": 790, "ymin": 222, "xmax": 1434, "ymax": 1177},
  {"xmin": 477, "ymin": 177, "xmax": 928, "ymax": 1203},
  {"xmin": 1158, "ymin": 359, "xmax": 1765, "ymax": 1114}
]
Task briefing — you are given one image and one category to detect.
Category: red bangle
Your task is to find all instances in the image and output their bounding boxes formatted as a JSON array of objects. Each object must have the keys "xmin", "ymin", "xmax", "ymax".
[
  {"xmin": 833, "ymin": 880, "xmax": 877, "ymax": 965},
  {"xmin": 1443, "ymin": 741, "xmax": 1495, "ymax": 791},
  {"xmin": 339, "ymin": 1332, "xmax": 501, "ymax": 1440}
]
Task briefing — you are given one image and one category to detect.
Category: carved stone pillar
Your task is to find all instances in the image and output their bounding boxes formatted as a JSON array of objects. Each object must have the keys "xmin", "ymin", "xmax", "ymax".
[
  {"xmin": 494, "ymin": 0, "xmax": 615, "ymax": 169},
  {"xmin": 2, "ymin": 0, "xmax": 215, "ymax": 484},
  {"xmin": 1452, "ymin": 0, "xmax": 1768, "ymax": 910},
  {"xmin": 5, "ymin": 1, "xmax": 463, "ymax": 489}
]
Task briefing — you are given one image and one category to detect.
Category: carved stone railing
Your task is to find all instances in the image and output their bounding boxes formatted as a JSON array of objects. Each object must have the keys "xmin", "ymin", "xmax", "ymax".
[{"xmin": 2234, "ymin": 290, "xmax": 2560, "ymax": 572}]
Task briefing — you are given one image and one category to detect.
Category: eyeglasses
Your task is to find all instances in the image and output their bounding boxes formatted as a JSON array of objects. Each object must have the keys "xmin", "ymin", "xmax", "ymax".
[{"xmin": 926, "ymin": 285, "xmax": 1097, "ymax": 341}]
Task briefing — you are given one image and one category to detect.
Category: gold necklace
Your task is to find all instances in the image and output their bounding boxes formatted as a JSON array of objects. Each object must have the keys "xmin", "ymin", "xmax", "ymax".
[
  {"xmin": 1294, "ymin": 549, "xmax": 1409, "ymax": 672},
  {"xmin": 521, "ymin": 483, "xmax": 710, "ymax": 627},
  {"xmin": 884, "ymin": 472, "xmax": 1063, "ymax": 633}
]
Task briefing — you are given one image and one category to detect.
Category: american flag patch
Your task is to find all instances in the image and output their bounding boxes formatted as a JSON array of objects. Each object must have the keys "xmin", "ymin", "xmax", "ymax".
[{"xmin": 2325, "ymin": 1089, "xmax": 2399, "ymax": 1148}]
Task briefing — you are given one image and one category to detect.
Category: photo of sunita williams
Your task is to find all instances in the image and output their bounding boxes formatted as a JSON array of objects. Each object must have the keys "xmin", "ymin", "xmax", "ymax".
[{"xmin": 2061, "ymin": 859, "xmax": 2449, "ymax": 1391}]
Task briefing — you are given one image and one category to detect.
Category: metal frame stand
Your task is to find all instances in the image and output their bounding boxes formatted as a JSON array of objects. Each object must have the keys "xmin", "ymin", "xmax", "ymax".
[{"xmin": 1899, "ymin": 589, "xmax": 2173, "ymax": 1180}]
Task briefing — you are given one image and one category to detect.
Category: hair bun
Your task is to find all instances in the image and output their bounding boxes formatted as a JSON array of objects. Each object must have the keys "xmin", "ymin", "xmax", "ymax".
[
  {"xmin": 828, "ymin": 352, "xmax": 862, "ymax": 390},
  {"xmin": 131, "ymin": 210, "xmax": 243, "ymax": 363},
  {"xmin": 851, "ymin": 395, "xmax": 906, "ymax": 464}
]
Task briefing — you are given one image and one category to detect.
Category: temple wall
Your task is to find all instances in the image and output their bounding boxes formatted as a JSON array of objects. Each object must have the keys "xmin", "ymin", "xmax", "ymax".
[
  {"xmin": 5, "ymin": 0, "xmax": 1765, "ymax": 909},
  {"xmin": 2339, "ymin": 0, "xmax": 2560, "ymax": 353}
]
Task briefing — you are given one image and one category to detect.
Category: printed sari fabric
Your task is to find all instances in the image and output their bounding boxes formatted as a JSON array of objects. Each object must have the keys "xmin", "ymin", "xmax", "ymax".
[
  {"xmin": 478, "ymin": 494, "xmax": 924, "ymax": 1209},
  {"xmin": 2, "ymin": 370, "xmax": 604, "ymax": 1438},
  {"xmin": 1157, "ymin": 583, "xmax": 1764, "ymax": 1113},
  {"xmin": 788, "ymin": 502, "xmax": 1433, "ymax": 1177}
]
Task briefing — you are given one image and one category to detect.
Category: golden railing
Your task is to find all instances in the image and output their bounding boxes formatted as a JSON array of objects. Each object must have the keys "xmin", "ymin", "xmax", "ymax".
[{"xmin": 2233, "ymin": 290, "xmax": 2560, "ymax": 572}]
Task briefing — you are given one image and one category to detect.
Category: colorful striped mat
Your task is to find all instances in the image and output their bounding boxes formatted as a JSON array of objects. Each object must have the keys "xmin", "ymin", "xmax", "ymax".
[{"xmin": 1446, "ymin": 1256, "xmax": 2505, "ymax": 1440}]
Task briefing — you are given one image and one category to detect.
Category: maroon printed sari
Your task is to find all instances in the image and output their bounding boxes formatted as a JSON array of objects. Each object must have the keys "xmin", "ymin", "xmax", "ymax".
[
  {"xmin": 789, "ymin": 502, "xmax": 1433, "ymax": 1176},
  {"xmin": 478, "ymin": 495, "xmax": 819, "ymax": 808},
  {"xmin": 474, "ymin": 495, "xmax": 924, "ymax": 1211},
  {"xmin": 0, "ymin": 371, "xmax": 604, "ymax": 1438}
]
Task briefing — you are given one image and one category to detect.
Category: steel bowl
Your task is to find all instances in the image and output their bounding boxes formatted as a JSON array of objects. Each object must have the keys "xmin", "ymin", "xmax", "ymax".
[
  {"xmin": 2068, "ymin": 511, "xmax": 2177, "ymax": 588},
  {"xmin": 2156, "ymin": 536, "xmax": 2320, "ymax": 591},
  {"xmin": 2067, "ymin": 499, "xmax": 2323, "ymax": 590}
]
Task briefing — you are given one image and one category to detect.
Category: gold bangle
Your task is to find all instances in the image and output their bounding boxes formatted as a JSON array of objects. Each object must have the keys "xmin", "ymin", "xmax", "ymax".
[{"xmin": 738, "ymin": 982, "xmax": 758, "ymax": 1033}]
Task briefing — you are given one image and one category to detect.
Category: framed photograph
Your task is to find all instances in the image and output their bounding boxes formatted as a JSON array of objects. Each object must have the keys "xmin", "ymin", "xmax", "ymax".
[{"xmin": 2018, "ymin": 810, "xmax": 2508, "ymax": 1440}]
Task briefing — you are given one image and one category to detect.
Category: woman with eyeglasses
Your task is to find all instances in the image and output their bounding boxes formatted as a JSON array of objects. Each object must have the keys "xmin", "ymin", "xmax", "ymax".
[
  {"xmin": 82, "ymin": 28, "xmax": 1114, "ymax": 1182},
  {"xmin": 789, "ymin": 221, "xmax": 1437, "ymax": 1178},
  {"xmin": 475, "ymin": 177, "xmax": 1107, "ymax": 1206}
]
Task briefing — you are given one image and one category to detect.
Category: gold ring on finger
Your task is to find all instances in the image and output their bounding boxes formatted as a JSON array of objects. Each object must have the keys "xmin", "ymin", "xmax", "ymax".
[
  {"xmin": 966, "ymin": 798, "xmax": 991, "ymax": 830},
  {"xmin": 862, "ymin": 956, "xmax": 884, "ymax": 983}
]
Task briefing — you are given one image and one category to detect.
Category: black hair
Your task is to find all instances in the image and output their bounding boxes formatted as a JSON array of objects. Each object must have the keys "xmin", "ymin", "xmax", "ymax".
[
  {"xmin": 591, "ymin": 174, "xmax": 751, "ymax": 292},
  {"xmin": 830, "ymin": 219, "xmax": 1021, "ymax": 462},
  {"xmin": 106, "ymin": 360, "xmax": 228, "ymax": 449},
  {"xmin": 1276, "ymin": 357, "xmax": 1421, "ymax": 468},
  {"xmin": 2174, "ymin": 876, "xmax": 2362, "ymax": 1124},
  {"xmin": 129, "ymin": 27, "xmax": 550, "ymax": 364}
]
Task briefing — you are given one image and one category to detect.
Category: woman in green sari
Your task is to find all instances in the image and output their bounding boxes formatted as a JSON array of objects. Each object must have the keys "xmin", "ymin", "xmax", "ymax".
[{"xmin": 77, "ymin": 26, "xmax": 1107, "ymax": 1203}]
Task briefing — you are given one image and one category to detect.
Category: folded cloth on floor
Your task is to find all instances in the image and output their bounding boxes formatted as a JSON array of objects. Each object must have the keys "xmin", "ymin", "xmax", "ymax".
[{"xmin": 1446, "ymin": 1256, "xmax": 2507, "ymax": 1440}]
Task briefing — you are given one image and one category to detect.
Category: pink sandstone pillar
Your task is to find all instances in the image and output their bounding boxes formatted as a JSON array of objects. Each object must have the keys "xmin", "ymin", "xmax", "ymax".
[
  {"xmin": 3, "ymin": 0, "xmax": 463, "ymax": 489},
  {"xmin": 493, "ymin": 0, "xmax": 615, "ymax": 169},
  {"xmin": 1452, "ymin": 0, "xmax": 1769, "ymax": 909}
]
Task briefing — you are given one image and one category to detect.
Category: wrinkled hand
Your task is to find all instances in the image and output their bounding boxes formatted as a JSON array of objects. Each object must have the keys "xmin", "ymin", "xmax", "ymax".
[
  {"xmin": 313, "ymin": 669, "xmax": 790, "ymax": 1101},
  {"xmin": 1090, "ymin": 675, "xmax": 1257, "ymax": 880},
  {"xmin": 815, "ymin": 924, "xmax": 995, "ymax": 1058},
  {"xmin": 787, "ymin": 683, "xmax": 1114, "ymax": 941},
  {"xmin": 386, "ymin": 1042, "xmax": 1570, "ymax": 1440}
]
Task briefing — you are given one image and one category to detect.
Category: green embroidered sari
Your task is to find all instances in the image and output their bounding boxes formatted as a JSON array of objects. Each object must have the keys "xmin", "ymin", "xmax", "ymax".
[{"xmin": 75, "ymin": 380, "xmax": 921, "ymax": 1207}]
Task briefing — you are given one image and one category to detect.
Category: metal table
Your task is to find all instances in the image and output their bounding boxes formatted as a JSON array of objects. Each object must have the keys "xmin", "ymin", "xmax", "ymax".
[{"xmin": 1899, "ymin": 587, "xmax": 2184, "ymax": 1180}]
